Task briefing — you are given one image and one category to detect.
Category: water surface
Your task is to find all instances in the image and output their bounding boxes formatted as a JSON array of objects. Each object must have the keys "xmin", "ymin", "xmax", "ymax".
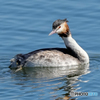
[{"xmin": 0, "ymin": 0, "xmax": 100, "ymax": 100}]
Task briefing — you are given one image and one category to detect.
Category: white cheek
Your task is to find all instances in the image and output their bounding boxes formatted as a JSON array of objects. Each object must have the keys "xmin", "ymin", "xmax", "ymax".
[{"xmin": 56, "ymin": 27, "xmax": 63, "ymax": 34}]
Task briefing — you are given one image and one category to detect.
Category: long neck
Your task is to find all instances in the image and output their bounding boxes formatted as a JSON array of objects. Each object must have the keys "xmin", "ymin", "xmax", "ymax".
[{"xmin": 62, "ymin": 36, "xmax": 89, "ymax": 63}]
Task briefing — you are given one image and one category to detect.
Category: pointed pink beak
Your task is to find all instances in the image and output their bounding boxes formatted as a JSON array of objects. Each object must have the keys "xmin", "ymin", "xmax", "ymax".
[{"xmin": 49, "ymin": 29, "xmax": 57, "ymax": 36}]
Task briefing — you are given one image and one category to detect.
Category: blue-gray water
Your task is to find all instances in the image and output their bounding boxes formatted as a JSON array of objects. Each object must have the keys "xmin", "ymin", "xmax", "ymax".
[{"xmin": 0, "ymin": 0, "xmax": 100, "ymax": 100}]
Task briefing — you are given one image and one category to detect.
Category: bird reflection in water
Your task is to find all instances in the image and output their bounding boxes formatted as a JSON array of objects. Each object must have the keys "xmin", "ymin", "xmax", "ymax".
[{"xmin": 11, "ymin": 64, "xmax": 90, "ymax": 100}]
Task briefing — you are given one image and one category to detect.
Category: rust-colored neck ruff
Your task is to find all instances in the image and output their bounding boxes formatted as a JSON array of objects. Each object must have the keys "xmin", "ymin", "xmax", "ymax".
[{"xmin": 59, "ymin": 22, "xmax": 71, "ymax": 37}]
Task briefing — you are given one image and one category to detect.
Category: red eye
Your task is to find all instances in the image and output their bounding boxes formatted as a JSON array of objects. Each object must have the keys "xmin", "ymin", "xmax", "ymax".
[{"xmin": 59, "ymin": 26, "xmax": 61, "ymax": 28}]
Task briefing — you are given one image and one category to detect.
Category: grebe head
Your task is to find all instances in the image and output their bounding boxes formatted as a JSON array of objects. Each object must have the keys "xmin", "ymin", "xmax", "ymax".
[{"xmin": 49, "ymin": 19, "xmax": 71, "ymax": 37}]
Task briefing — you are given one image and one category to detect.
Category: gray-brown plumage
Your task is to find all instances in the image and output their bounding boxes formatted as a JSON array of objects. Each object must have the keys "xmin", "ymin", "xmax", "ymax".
[{"xmin": 9, "ymin": 19, "xmax": 89, "ymax": 69}]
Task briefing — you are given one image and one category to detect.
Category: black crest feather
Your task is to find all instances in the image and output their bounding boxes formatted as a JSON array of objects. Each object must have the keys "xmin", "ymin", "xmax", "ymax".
[{"xmin": 52, "ymin": 19, "xmax": 68, "ymax": 30}]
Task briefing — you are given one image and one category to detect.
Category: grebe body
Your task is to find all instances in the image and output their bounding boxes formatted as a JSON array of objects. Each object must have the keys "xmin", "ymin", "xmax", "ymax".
[{"xmin": 9, "ymin": 19, "xmax": 89, "ymax": 69}]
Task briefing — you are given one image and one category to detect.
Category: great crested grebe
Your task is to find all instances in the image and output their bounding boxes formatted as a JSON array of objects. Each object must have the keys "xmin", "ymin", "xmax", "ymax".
[{"xmin": 9, "ymin": 19, "xmax": 89, "ymax": 69}]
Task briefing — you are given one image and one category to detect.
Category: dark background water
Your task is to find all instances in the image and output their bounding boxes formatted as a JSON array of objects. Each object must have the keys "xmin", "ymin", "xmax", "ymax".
[{"xmin": 0, "ymin": 0, "xmax": 100, "ymax": 100}]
